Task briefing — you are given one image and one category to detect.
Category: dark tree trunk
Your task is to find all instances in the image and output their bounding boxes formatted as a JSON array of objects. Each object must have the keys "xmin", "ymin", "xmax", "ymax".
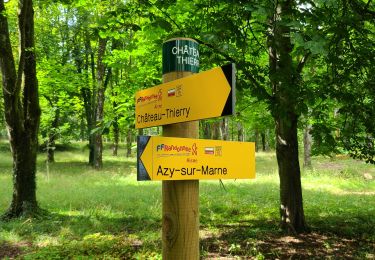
[
  {"xmin": 268, "ymin": 0, "xmax": 308, "ymax": 233},
  {"xmin": 201, "ymin": 120, "xmax": 211, "ymax": 139},
  {"xmin": 261, "ymin": 132, "xmax": 266, "ymax": 152},
  {"xmin": 276, "ymin": 113, "xmax": 306, "ymax": 233},
  {"xmin": 237, "ymin": 122, "xmax": 244, "ymax": 141},
  {"xmin": 0, "ymin": 0, "xmax": 41, "ymax": 218},
  {"xmin": 112, "ymin": 120, "xmax": 119, "ymax": 156},
  {"xmin": 126, "ymin": 129, "xmax": 132, "ymax": 157},
  {"xmin": 254, "ymin": 129, "xmax": 259, "ymax": 152},
  {"xmin": 111, "ymin": 70, "xmax": 119, "ymax": 157},
  {"xmin": 303, "ymin": 125, "xmax": 312, "ymax": 167},
  {"xmin": 80, "ymin": 114, "xmax": 85, "ymax": 141}
]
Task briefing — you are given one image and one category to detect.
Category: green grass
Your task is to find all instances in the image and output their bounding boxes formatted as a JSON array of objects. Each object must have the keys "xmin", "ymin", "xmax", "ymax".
[{"xmin": 0, "ymin": 142, "xmax": 374, "ymax": 259}]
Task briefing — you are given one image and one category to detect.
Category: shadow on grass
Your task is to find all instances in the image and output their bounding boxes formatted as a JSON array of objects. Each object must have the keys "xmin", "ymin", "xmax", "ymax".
[
  {"xmin": 43, "ymin": 211, "xmax": 160, "ymax": 236},
  {"xmin": 38, "ymin": 160, "xmax": 137, "ymax": 176},
  {"xmin": 0, "ymin": 212, "xmax": 161, "ymax": 258},
  {"xmin": 0, "ymin": 241, "xmax": 31, "ymax": 259},
  {"xmin": 0, "ymin": 176, "xmax": 373, "ymax": 258},
  {"xmin": 201, "ymin": 212, "xmax": 374, "ymax": 258},
  {"xmin": 199, "ymin": 183, "xmax": 375, "ymax": 259}
]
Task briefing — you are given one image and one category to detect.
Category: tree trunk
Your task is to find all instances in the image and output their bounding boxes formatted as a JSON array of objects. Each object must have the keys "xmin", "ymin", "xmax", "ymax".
[
  {"xmin": 211, "ymin": 121, "xmax": 222, "ymax": 139},
  {"xmin": 221, "ymin": 117, "xmax": 229, "ymax": 140},
  {"xmin": 112, "ymin": 120, "xmax": 119, "ymax": 156},
  {"xmin": 268, "ymin": 0, "xmax": 307, "ymax": 233},
  {"xmin": 126, "ymin": 129, "xmax": 132, "ymax": 157},
  {"xmin": 265, "ymin": 129, "xmax": 270, "ymax": 151},
  {"xmin": 276, "ymin": 114, "xmax": 306, "ymax": 233},
  {"xmin": 47, "ymin": 108, "xmax": 59, "ymax": 163},
  {"xmin": 202, "ymin": 120, "xmax": 211, "ymax": 139},
  {"xmin": 78, "ymin": 29, "xmax": 95, "ymax": 165},
  {"xmin": 111, "ymin": 69, "xmax": 119, "ymax": 157},
  {"xmin": 80, "ymin": 113, "xmax": 85, "ymax": 141},
  {"xmin": 261, "ymin": 132, "xmax": 266, "ymax": 152},
  {"xmin": 237, "ymin": 121, "xmax": 244, "ymax": 141},
  {"xmin": 254, "ymin": 129, "xmax": 259, "ymax": 152},
  {"xmin": 93, "ymin": 37, "xmax": 108, "ymax": 169},
  {"xmin": 303, "ymin": 124, "xmax": 312, "ymax": 167},
  {"xmin": 0, "ymin": 0, "xmax": 41, "ymax": 218},
  {"xmin": 47, "ymin": 140, "xmax": 55, "ymax": 163}
]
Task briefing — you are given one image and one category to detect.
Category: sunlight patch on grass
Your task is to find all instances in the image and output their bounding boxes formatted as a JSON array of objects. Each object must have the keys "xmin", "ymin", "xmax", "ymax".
[
  {"xmin": 0, "ymin": 230, "xmax": 22, "ymax": 243},
  {"xmin": 0, "ymin": 147, "xmax": 374, "ymax": 258},
  {"xmin": 302, "ymin": 174, "xmax": 374, "ymax": 194},
  {"xmin": 35, "ymin": 234, "xmax": 59, "ymax": 247}
]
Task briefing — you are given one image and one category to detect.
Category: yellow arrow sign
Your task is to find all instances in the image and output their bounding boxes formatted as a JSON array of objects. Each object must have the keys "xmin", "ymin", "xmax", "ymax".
[
  {"xmin": 137, "ymin": 136, "xmax": 255, "ymax": 181},
  {"xmin": 135, "ymin": 64, "xmax": 235, "ymax": 129}
]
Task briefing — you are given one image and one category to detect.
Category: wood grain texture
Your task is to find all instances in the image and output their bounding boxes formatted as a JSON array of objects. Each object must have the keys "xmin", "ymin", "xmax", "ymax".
[{"xmin": 162, "ymin": 52, "xmax": 200, "ymax": 259}]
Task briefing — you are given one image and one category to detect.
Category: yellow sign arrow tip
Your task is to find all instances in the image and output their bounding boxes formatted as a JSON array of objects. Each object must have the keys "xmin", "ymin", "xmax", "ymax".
[{"xmin": 139, "ymin": 137, "xmax": 153, "ymax": 180}]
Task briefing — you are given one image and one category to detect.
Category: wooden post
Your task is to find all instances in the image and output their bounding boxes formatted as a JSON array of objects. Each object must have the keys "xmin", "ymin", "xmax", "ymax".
[{"xmin": 162, "ymin": 38, "xmax": 200, "ymax": 259}]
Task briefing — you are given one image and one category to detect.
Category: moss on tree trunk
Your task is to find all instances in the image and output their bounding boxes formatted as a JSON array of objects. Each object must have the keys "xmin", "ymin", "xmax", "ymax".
[{"xmin": 0, "ymin": 0, "xmax": 41, "ymax": 219}]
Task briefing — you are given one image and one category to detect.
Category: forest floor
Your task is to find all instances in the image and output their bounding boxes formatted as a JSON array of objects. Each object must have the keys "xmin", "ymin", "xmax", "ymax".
[{"xmin": 0, "ymin": 141, "xmax": 374, "ymax": 259}]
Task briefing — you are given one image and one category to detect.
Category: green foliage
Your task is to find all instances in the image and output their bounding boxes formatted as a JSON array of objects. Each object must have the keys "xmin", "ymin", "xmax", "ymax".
[
  {"xmin": 38, "ymin": 59, "xmax": 84, "ymax": 143},
  {"xmin": 304, "ymin": 1, "xmax": 375, "ymax": 163},
  {"xmin": 2, "ymin": 0, "xmax": 370, "ymax": 164}
]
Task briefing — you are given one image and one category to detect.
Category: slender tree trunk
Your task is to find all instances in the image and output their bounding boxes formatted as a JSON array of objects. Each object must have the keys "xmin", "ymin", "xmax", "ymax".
[
  {"xmin": 47, "ymin": 135, "xmax": 55, "ymax": 163},
  {"xmin": 112, "ymin": 120, "xmax": 119, "ymax": 156},
  {"xmin": 93, "ymin": 37, "xmax": 108, "ymax": 169},
  {"xmin": 221, "ymin": 118, "xmax": 229, "ymax": 140},
  {"xmin": 265, "ymin": 129, "xmax": 270, "ymax": 151},
  {"xmin": 211, "ymin": 121, "xmax": 222, "ymax": 139},
  {"xmin": 80, "ymin": 113, "xmax": 85, "ymax": 141},
  {"xmin": 126, "ymin": 129, "xmax": 132, "ymax": 157},
  {"xmin": 79, "ymin": 30, "xmax": 95, "ymax": 165},
  {"xmin": 261, "ymin": 132, "xmax": 266, "ymax": 152},
  {"xmin": 254, "ymin": 129, "xmax": 259, "ymax": 152},
  {"xmin": 202, "ymin": 121, "xmax": 211, "ymax": 139},
  {"xmin": 237, "ymin": 121, "xmax": 244, "ymax": 141},
  {"xmin": 47, "ymin": 108, "xmax": 59, "ymax": 163},
  {"xmin": 111, "ymin": 69, "xmax": 119, "ymax": 156},
  {"xmin": 268, "ymin": 0, "xmax": 307, "ymax": 233},
  {"xmin": 303, "ymin": 125, "xmax": 312, "ymax": 167},
  {"xmin": 0, "ymin": 0, "xmax": 41, "ymax": 218}
]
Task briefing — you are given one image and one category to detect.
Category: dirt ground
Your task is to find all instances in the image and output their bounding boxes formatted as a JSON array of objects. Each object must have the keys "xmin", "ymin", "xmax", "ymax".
[
  {"xmin": 1, "ymin": 232, "xmax": 374, "ymax": 259},
  {"xmin": 201, "ymin": 229, "xmax": 375, "ymax": 259}
]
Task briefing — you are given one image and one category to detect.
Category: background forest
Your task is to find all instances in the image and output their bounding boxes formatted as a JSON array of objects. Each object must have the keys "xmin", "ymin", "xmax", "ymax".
[
  {"xmin": 0, "ymin": 0, "xmax": 374, "ymax": 258},
  {"xmin": 0, "ymin": 0, "xmax": 372, "ymax": 164}
]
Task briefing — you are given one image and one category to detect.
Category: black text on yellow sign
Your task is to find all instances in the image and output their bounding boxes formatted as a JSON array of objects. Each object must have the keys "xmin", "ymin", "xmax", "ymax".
[
  {"xmin": 137, "ymin": 136, "xmax": 255, "ymax": 181},
  {"xmin": 135, "ymin": 64, "xmax": 235, "ymax": 129}
]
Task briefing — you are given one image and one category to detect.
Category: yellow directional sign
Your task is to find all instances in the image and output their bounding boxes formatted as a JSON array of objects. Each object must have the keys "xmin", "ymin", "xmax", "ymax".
[
  {"xmin": 137, "ymin": 136, "xmax": 255, "ymax": 181},
  {"xmin": 135, "ymin": 64, "xmax": 235, "ymax": 129}
]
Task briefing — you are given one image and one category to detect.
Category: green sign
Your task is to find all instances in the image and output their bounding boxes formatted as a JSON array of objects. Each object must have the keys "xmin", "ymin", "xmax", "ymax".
[{"xmin": 162, "ymin": 38, "xmax": 199, "ymax": 74}]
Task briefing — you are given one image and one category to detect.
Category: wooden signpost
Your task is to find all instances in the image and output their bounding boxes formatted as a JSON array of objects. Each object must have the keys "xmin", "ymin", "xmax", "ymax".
[
  {"xmin": 135, "ymin": 37, "xmax": 255, "ymax": 259},
  {"xmin": 161, "ymin": 38, "xmax": 200, "ymax": 259}
]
